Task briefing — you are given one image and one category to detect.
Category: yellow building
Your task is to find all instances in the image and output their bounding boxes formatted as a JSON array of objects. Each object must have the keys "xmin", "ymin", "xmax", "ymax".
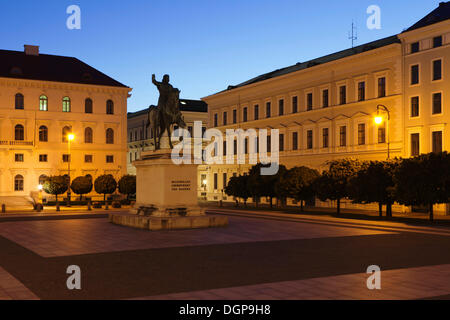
[
  {"xmin": 201, "ymin": 3, "xmax": 450, "ymax": 213},
  {"xmin": 0, "ymin": 45, "xmax": 131, "ymax": 201}
]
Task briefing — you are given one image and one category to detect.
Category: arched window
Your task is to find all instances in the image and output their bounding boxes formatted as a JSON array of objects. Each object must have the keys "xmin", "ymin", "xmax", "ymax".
[
  {"xmin": 106, "ymin": 128, "xmax": 114, "ymax": 144},
  {"xmin": 85, "ymin": 127, "xmax": 93, "ymax": 143},
  {"xmin": 62, "ymin": 97, "xmax": 71, "ymax": 112},
  {"xmin": 85, "ymin": 98, "xmax": 93, "ymax": 114},
  {"xmin": 15, "ymin": 93, "xmax": 24, "ymax": 110},
  {"xmin": 62, "ymin": 126, "xmax": 71, "ymax": 143},
  {"xmin": 14, "ymin": 175, "xmax": 24, "ymax": 191},
  {"xmin": 39, "ymin": 126, "xmax": 48, "ymax": 142},
  {"xmin": 15, "ymin": 124, "xmax": 24, "ymax": 141},
  {"xmin": 38, "ymin": 175, "xmax": 48, "ymax": 186},
  {"xmin": 106, "ymin": 100, "xmax": 114, "ymax": 115},
  {"xmin": 39, "ymin": 95, "xmax": 48, "ymax": 111}
]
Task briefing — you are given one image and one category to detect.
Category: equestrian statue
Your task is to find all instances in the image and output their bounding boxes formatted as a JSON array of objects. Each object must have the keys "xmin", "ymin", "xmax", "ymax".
[{"xmin": 147, "ymin": 74, "xmax": 186, "ymax": 150}]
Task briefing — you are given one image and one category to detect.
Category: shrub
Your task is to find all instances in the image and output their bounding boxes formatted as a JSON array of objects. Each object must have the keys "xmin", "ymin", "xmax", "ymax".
[
  {"xmin": 118, "ymin": 175, "xmax": 136, "ymax": 200},
  {"xmin": 94, "ymin": 175, "xmax": 117, "ymax": 202},
  {"xmin": 43, "ymin": 176, "xmax": 69, "ymax": 204},
  {"xmin": 71, "ymin": 176, "xmax": 93, "ymax": 201}
]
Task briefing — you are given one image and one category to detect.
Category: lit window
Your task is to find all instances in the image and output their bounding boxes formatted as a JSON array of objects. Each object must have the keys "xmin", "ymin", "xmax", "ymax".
[
  {"xmin": 39, "ymin": 95, "xmax": 48, "ymax": 111},
  {"xmin": 62, "ymin": 97, "xmax": 71, "ymax": 112},
  {"xmin": 39, "ymin": 126, "xmax": 48, "ymax": 142}
]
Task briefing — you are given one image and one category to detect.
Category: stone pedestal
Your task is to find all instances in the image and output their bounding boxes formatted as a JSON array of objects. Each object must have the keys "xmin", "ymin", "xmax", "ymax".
[{"xmin": 110, "ymin": 149, "xmax": 228, "ymax": 230}]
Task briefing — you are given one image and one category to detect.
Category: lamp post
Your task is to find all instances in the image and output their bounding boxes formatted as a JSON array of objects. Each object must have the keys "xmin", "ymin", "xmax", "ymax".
[
  {"xmin": 374, "ymin": 104, "xmax": 391, "ymax": 159},
  {"xmin": 67, "ymin": 133, "xmax": 75, "ymax": 207}
]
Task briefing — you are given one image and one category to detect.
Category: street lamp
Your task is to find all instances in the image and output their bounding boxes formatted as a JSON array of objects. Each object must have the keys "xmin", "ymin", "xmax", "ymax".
[
  {"xmin": 67, "ymin": 133, "xmax": 75, "ymax": 207},
  {"xmin": 374, "ymin": 104, "xmax": 390, "ymax": 159}
]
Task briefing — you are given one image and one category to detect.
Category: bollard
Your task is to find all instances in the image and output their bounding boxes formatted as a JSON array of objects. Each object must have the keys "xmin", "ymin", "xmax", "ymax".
[
  {"xmin": 87, "ymin": 201, "xmax": 92, "ymax": 211},
  {"xmin": 1, "ymin": 204, "xmax": 5, "ymax": 213}
]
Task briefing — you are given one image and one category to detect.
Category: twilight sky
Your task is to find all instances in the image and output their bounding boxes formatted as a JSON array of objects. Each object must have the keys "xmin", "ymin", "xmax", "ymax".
[{"xmin": 0, "ymin": 0, "xmax": 441, "ymax": 112}]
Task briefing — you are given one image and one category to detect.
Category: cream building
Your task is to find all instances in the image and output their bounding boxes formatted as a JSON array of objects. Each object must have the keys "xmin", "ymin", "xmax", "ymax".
[
  {"xmin": 127, "ymin": 99, "xmax": 208, "ymax": 176},
  {"xmin": 0, "ymin": 45, "xmax": 131, "ymax": 201},
  {"xmin": 201, "ymin": 2, "xmax": 450, "ymax": 213}
]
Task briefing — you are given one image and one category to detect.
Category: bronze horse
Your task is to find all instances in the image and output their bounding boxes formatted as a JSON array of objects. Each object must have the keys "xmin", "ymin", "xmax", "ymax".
[{"xmin": 146, "ymin": 88, "xmax": 186, "ymax": 150}]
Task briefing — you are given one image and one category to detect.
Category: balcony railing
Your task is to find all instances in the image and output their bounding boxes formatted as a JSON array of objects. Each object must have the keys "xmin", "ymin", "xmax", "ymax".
[{"xmin": 0, "ymin": 140, "xmax": 34, "ymax": 146}]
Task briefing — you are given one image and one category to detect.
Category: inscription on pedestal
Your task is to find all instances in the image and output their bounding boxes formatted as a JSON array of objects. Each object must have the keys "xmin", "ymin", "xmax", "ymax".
[{"xmin": 171, "ymin": 180, "xmax": 191, "ymax": 191}]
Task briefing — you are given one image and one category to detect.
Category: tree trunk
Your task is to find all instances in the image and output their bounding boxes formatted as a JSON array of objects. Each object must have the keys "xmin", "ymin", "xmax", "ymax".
[
  {"xmin": 300, "ymin": 200, "xmax": 304, "ymax": 212},
  {"xmin": 429, "ymin": 203, "xmax": 434, "ymax": 222},
  {"xmin": 387, "ymin": 203, "xmax": 393, "ymax": 218},
  {"xmin": 378, "ymin": 203, "xmax": 383, "ymax": 218},
  {"xmin": 270, "ymin": 197, "xmax": 273, "ymax": 208},
  {"xmin": 337, "ymin": 199, "xmax": 341, "ymax": 215}
]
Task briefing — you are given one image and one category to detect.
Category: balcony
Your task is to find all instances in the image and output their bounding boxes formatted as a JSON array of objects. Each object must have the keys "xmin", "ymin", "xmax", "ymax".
[{"xmin": 0, "ymin": 140, "xmax": 34, "ymax": 146}]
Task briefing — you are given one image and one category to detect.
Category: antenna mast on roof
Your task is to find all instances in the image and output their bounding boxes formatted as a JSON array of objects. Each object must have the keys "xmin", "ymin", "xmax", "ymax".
[{"xmin": 348, "ymin": 21, "xmax": 358, "ymax": 48}]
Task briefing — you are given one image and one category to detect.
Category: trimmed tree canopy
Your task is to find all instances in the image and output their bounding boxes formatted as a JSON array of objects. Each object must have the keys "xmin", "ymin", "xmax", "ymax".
[
  {"xmin": 94, "ymin": 174, "xmax": 117, "ymax": 198},
  {"xmin": 118, "ymin": 175, "xmax": 136, "ymax": 198}
]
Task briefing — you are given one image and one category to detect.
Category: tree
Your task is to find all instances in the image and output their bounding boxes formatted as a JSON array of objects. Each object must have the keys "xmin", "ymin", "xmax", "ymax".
[
  {"xmin": 70, "ymin": 176, "xmax": 93, "ymax": 201},
  {"xmin": 395, "ymin": 152, "xmax": 450, "ymax": 221},
  {"xmin": 315, "ymin": 159, "xmax": 363, "ymax": 215},
  {"xmin": 225, "ymin": 175, "xmax": 251, "ymax": 206},
  {"xmin": 94, "ymin": 174, "xmax": 117, "ymax": 203},
  {"xmin": 43, "ymin": 176, "xmax": 69, "ymax": 204},
  {"xmin": 278, "ymin": 166, "xmax": 320, "ymax": 212},
  {"xmin": 247, "ymin": 163, "xmax": 287, "ymax": 208},
  {"xmin": 118, "ymin": 175, "xmax": 136, "ymax": 200},
  {"xmin": 349, "ymin": 161, "xmax": 398, "ymax": 218}
]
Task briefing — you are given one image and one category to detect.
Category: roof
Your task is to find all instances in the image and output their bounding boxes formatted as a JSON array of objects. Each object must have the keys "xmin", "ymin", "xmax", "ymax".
[
  {"xmin": 217, "ymin": 35, "xmax": 400, "ymax": 93},
  {"xmin": 0, "ymin": 49, "xmax": 129, "ymax": 88},
  {"xmin": 404, "ymin": 2, "xmax": 450, "ymax": 32},
  {"xmin": 127, "ymin": 99, "xmax": 208, "ymax": 119}
]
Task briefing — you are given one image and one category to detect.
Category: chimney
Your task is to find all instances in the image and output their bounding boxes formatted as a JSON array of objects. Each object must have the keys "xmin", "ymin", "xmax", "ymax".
[{"xmin": 24, "ymin": 45, "xmax": 39, "ymax": 56}]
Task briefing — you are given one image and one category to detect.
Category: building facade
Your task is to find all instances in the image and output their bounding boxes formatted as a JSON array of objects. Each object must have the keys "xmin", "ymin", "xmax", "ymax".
[
  {"xmin": 0, "ymin": 45, "xmax": 131, "ymax": 198},
  {"xmin": 201, "ymin": 3, "xmax": 450, "ymax": 213}
]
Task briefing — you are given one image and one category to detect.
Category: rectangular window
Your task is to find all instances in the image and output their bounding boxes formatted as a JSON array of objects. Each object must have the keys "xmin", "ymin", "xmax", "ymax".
[
  {"xmin": 266, "ymin": 102, "xmax": 271, "ymax": 118},
  {"xmin": 243, "ymin": 107, "xmax": 248, "ymax": 122},
  {"xmin": 223, "ymin": 112, "xmax": 227, "ymax": 126},
  {"xmin": 85, "ymin": 155, "xmax": 93, "ymax": 163},
  {"xmin": 358, "ymin": 124, "xmax": 366, "ymax": 145},
  {"xmin": 433, "ymin": 92, "xmax": 442, "ymax": 114},
  {"xmin": 15, "ymin": 154, "xmax": 24, "ymax": 162},
  {"xmin": 411, "ymin": 133, "xmax": 420, "ymax": 157},
  {"xmin": 279, "ymin": 134, "xmax": 284, "ymax": 152},
  {"xmin": 39, "ymin": 154, "xmax": 48, "ymax": 162},
  {"xmin": 322, "ymin": 89, "xmax": 329, "ymax": 108},
  {"xmin": 279, "ymin": 99, "xmax": 284, "ymax": 116},
  {"xmin": 214, "ymin": 173, "xmax": 218, "ymax": 190},
  {"xmin": 234, "ymin": 140, "xmax": 237, "ymax": 155},
  {"xmin": 307, "ymin": 93, "xmax": 313, "ymax": 111},
  {"xmin": 433, "ymin": 36, "xmax": 443, "ymax": 48},
  {"xmin": 322, "ymin": 128, "xmax": 329, "ymax": 148},
  {"xmin": 232, "ymin": 109, "xmax": 237, "ymax": 124},
  {"xmin": 267, "ymin": 135, "xmax": 271, "ymax": 153},
  {"xmin": 378, "ymin": 127, "xmax": 386, "ymax": 144},
  {"xmin": 292, "ymin": 96, "xmax": 298, "ymax": 113},
  {"xmin": 411, "ymin": 65, "xmax": 419, "ymax": 85},
  {"xmin": 63, "ymin": 154, "xmax": 70, "ymax": 163},
  {"xmin": 214, "ymin": 114, "xmax": 218, "ymax": 127},
  {"xmin": 340, "ymin": 126, "xmax": 347, "ymax": 147},
  {"xmin": 339, "ymin": 86, "xmax": 346, "ymax": 105},
  {"xmin": 307, "ymin": 130, "xmax": 313, "ymax": 150},
  {"xmin": 432, "ymin": 131, "xmax": 443, "ymax": 154},
  {"xmin": 106, "ymin": 155, "xmax": 114, "ymax": 163},
  {"xmin": 358, "ymin": 82, "xmax": 365, "ymax": 101},
  {"xmin": 223, "ymin": 141, "xmax": 227, "ymax": 156},
  {"xmin": 378, "ymin": 77, "xmax": 386, "ymax": 97},
  {"xmin": 223, "ymin": 173, "xmax": 227, "ymax": 190},
  {"xmin": 254, "ymin": 105, "xmax": 259, "ymax": 120},
  {"xmin": 411, "ymin": 42, "xmax": 419, "ymax": 53},
  {"xmin": 433, "ymin": 60, "xmax": 442, "ymax": 81},
  {"xmin": 292, "ymin": 132, "xmax": 298, "ymax": 150},
  {"xmin": 411, "ymin": 96, "xmax": 419, "ymax": 117},
  {"xmin": 244, "ymin": 138, "xmax": 248, "ymax": 154}
]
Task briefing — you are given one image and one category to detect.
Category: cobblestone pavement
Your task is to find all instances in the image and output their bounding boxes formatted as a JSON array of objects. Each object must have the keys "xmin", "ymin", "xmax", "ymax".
[{"xmin": 0, "ymin": 212, "xmax": 449, "ymax": 300}]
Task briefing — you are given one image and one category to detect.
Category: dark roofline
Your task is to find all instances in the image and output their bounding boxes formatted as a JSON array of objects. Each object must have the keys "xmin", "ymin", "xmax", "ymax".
[
  {"xmin": 213, "ymin": 35, "xmax": 400, "ymax": 95},
  {"xmin": 403, "ymin": 2, "xmax": 450, "ymax": 33},
  {"xmin": 127, "ymin": 99, "xmax": 208, "ymax": 119}
]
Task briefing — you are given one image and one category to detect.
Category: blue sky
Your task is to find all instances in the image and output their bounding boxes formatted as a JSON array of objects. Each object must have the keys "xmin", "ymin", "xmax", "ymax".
[{"xmin": 0, "ymin": 0, "xmax": 441, "ymax": 112}]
